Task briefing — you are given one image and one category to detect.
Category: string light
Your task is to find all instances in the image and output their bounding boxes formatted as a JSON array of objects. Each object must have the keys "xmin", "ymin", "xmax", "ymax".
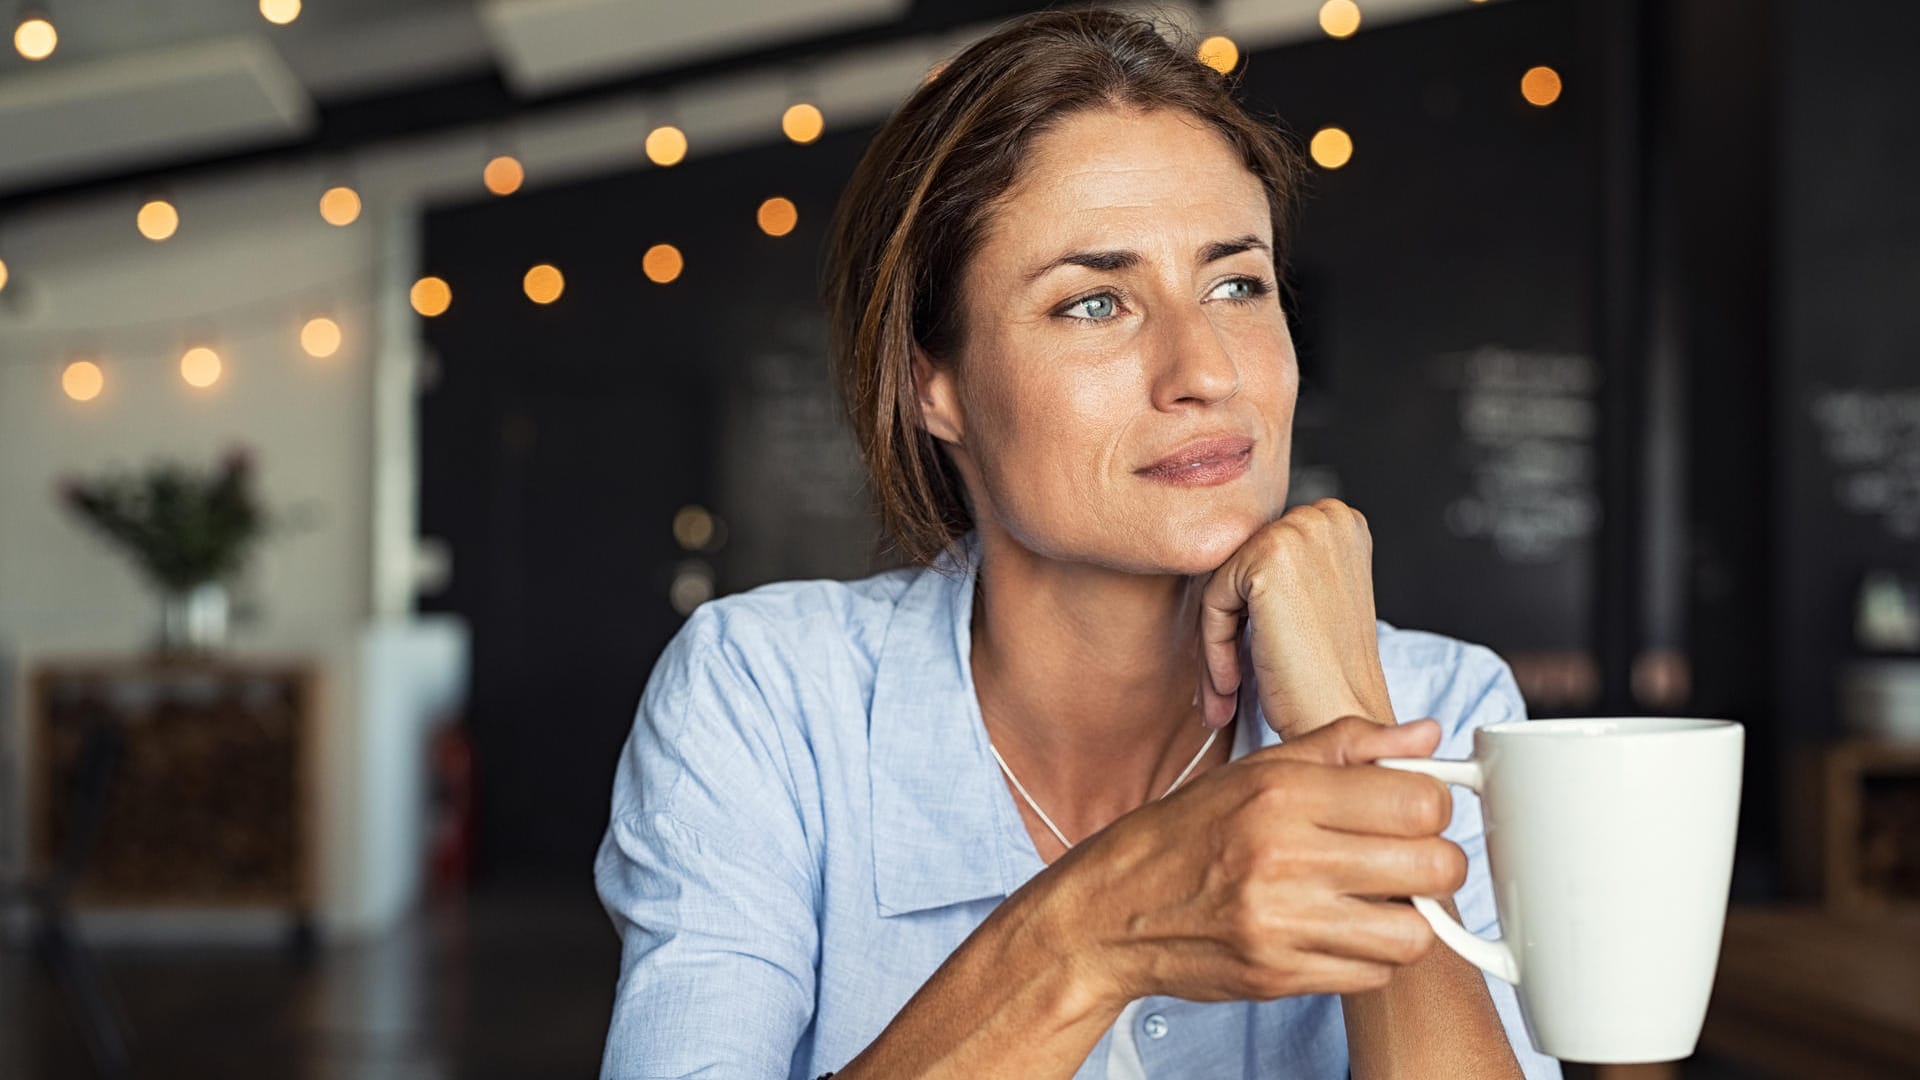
[
  {"xmin": 180, "ymin": 346, "xmax": 222, "ymax": 388},
  {"xmin": 782, "ymin": 103, "xmax": 824, "ymax": 144},
  {"xmin": 14, "ymin": 11, "xmax": 54, "ymax": 60},
  {"xmin": 1319, "ymin": 0, "xmax": 1362, "ymax": 38},
  {"xmin": 63, "ymin": 360, "xmax": 104, "ymax": 402},
  {"xmin": 301, "ymin": 316, "xmax": 342, "ymax": 358},
  {"xmin": 1310, "ymin": 126, "xmax": 1354, "ymax": 169},
  {"xmin": 484, "ymin": 154, "xmax": 524, "ymax": 196},
  {"xmin": 646, "ymin": 125, "xmax": 688, "ymax": 167},
  {"xmin": 410, "ymin": 276, "xmax": 452, "ymax": 317},
  {"xmin": 1196, "ymin": 35, "xmax": 1238, "ymax": 74},
  {"xmin": 319, "ymin": 185, "xmax": 362, "ymax": 226},
  {"xmin": 1521, "ymin": 65, "xmax": 1563, "ymax": 106},
  {"xmin": 259, "ymin": 0, "xmax": 301, "ymax": 26},
  {"xmin": 523, "ymin": 263, "xmax": 564, "ymax": 304},
  {"xmin": 642, "ymin": 244, "xmax": 683, "ymax": 284},
  {"xmin": 137, "ymin": 198, "xmax": 179, "ymax": 241},
  {"xmin": 757, "ymin": 197, "xmax": 798, "ymax": 237}
]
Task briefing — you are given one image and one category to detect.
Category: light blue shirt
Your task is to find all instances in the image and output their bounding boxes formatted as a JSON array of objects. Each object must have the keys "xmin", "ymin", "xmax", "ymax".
[{"xmin": 595, "ymin": 530, "xmax": 1563, "ymax": 1080}]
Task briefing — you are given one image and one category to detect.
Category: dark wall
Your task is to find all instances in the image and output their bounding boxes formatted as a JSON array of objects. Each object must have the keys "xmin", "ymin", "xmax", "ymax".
[
  {"xmin": 1771, "ymin": 0, "xmax": 1920, "ymax": 886},
  {"xmin": 417, "ymin": 128, "xmax": 878, "ymax": 875}
]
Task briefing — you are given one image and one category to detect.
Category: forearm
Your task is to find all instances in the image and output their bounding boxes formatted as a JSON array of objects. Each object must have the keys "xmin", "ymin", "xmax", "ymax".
[
  {"xmin": 1340, "ymin": 897, "xmax": 1524, "ymax": 1080},
  {"xmin": 836, "ymin": 879, "xmax": 1119, "ymax": 1079}
]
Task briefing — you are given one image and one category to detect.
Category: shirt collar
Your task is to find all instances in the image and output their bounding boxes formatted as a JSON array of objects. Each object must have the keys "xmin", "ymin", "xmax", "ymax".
[
  {"xmin": 867, "ymin": 530, "xmax": 1017, "ymax": 916},
  {"xmin": 866, "ymin": 531, "xmax": 1276, "ymax": 917}
]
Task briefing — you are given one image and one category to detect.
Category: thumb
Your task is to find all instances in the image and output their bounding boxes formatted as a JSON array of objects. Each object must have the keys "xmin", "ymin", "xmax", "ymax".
[
  {"xmin": 1267, "ymin": 715, "xmax": 1443, "ymax": 766},
  {"xmin": 1351, "ymin": 716, "xmax": 1443, "ymax": 764}
]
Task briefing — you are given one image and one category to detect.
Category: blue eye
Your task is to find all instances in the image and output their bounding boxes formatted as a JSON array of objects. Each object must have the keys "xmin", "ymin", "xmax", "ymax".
[
  {"xmin": 1062, "ymin": 292, "xmax": 1119, "ymax": 320},
  {"xmin": 1212, "ymin": 276, "xmax": 1273, "ymax": 303}
]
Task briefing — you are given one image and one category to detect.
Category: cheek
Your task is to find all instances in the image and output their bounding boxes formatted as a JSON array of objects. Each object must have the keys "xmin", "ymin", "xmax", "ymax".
[{"xmin": 965, "ymin": 344, "xmax": 1137, "ymax": 512}]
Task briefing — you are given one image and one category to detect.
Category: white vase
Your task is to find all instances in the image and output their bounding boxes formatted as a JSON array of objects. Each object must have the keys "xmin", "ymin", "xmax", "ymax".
[{"xmin": 159, "ymin": 581, "xmax": 230, "ymax": 655}]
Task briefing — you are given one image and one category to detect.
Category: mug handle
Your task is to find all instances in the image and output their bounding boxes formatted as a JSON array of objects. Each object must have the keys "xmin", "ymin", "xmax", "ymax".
[{"xmin": 1373, "ymin": 755, "xmax": 1521, "ymax": 986}]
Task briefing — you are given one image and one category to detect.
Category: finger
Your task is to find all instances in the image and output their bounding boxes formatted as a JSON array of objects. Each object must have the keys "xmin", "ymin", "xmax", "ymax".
[
  {"xmin": 1197, "ymin": 559, "xmax": 1252, "ymax": 729},
  {"xmin": 1296, "ymin": 896, "xmax": 1438, "ymax": 968},
  {"xmin": 1267, "ymin": 715, "xmax": 1442, "ymax": 766},
  {"xmin": 1244, "ymin": 950, "xmax": 1397, "ymax": 999},
  {"xmin": 1312, "ymin": 833, "xmax": 1469, "ymax": 898},
  {"xmin": 1272, "ymin": 761, "xmax": 1454, "ymax": 837}
]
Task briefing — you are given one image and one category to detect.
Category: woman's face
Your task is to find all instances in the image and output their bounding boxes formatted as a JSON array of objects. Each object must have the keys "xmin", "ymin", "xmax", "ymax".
[{"xmin": 917, "ymin": 105, "xmax": 1299, "ymax": 576}]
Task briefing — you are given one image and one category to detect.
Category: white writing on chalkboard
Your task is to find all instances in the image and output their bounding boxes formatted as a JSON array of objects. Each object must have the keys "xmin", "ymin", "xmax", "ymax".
[
  {"xmin": 1811, "ymin": 386, "xmax": 1920, "ymax": 540},
  {"xmin": 1438, "ymin": 346, "xmax": 1599, "ymax": 563}
]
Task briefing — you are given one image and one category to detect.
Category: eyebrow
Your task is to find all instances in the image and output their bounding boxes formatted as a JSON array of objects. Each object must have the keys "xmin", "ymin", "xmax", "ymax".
[{"xmin": 1021, "ymin": 234, "xmax": 1271, "ymax": 285}]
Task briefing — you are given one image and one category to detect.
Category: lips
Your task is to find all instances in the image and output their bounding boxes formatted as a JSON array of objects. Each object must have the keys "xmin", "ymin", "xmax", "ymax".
[{"xmin": 1135, "ymin": 435, "xmax": 1255, "ymax": 485}]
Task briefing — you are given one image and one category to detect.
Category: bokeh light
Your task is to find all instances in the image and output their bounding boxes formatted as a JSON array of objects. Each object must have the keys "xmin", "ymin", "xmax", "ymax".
[
  {"xmin": 1320, "ymin": 0, "xmax": 1362, "ymax": 39},
  {"xmin": 62, "ymin": 360, "xmax": 103, "ymax": 402},
  {"xmin": 0, "ymin": 257, "xmax": 9, "ymax": 293},
  {"xmin": 673, "ymin": 505, "xmax": 715, "ymax": 550},
  {"xmin": 523, "ymin": 263, "xmax": 565, "ymax": 304},
  {"xmin": 259, "ymin": 0, "xmax": 301, "ymax": 26},
  {"xmin": 782, "ymin": 103, "xmax": 824, "ymax": 144},
  {"xmin": 137, "ymin": 199, "xmax": 179, "ymax": 241},
  {"xmin": 484, "ymin": 155, "xmax": 525, "ymax": 196},
  {"xmin": 410, "ymin": 276, "xmax": 452, "ymax": 317},
  {"xmin": 1310, "ymin": 126, "xmax": 1354, "ymax": 169},
  {"xmin": 14, "ymin": 16, "xmax": 55, "ymax": 60},
  {"xmin": 646, "ymin": 125, "xmax": 688, "ymax": 167},
  {"xmin": 180, "ymin": 346, "xmax": 222, "ymax": 389},
  {"xmin": 301, "ymin": 317, "xmax": 342, "ymax": 358},
  {"xmin": 319, "ymin": 185, "xmax": 362, "ymax": 226},
  {"xmin": 757, "ymin": 197, "xmax": 798, "ymax": 237},
  {"xmin": 1196, "ymin": 35, "xmax": 1238, "ymax": 74},
  {"xmin": 643, "ymin": 244, "xmax": 683, "ymax": 284},
  {"xmin": 1522, "ymin": 65, "xmax": 1563, "ymax": 107}
]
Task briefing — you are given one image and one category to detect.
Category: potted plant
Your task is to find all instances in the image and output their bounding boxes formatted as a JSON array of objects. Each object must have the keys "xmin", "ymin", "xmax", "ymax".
[{"xmin": 58, "ymin": 447, "xmax": 270, "ymax": 655}]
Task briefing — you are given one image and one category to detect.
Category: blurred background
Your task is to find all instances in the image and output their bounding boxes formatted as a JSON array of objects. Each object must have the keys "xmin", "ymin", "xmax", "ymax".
[{"xmin": 0, "ymin": 0, "xmax": 1915, "ymax": 1077}]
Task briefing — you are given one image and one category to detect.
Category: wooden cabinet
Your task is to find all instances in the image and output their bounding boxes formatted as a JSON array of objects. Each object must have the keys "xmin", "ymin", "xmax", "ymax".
[
  {"xmin": 1824, "ymin": 740, "xmax": 1920, "ymax": 914},
  {"xmin": 28, "ymin": 658, "xmax": 318, "ymax": 915}
]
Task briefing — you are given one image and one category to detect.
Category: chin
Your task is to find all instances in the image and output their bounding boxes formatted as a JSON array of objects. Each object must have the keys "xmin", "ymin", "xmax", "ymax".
[{"xmin": 1153, "ymin": 514, "xmax": 1267, "ymax": 574}]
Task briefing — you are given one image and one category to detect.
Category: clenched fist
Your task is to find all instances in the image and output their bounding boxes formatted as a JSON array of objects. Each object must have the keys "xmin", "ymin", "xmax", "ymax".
[{"xmin": 1198, "ymin": 498, "xmax": 1397, "ymax": 737}]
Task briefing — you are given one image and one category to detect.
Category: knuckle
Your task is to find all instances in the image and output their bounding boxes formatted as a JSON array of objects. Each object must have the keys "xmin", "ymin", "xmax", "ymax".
[
  {"xmin": 1244, "ymin": 963, "xmax": 1293, "ymax": 1000},
  {"xmin": 1400, "ymin": 777, "xmax": 1452, "ymax": 833},
  {"xmin": 1224, "ymin": 895, "xmax": 1273, "ymax": 950},
  {"xmin": 1390, "ymin": 907, "xmax": 1437, "ymax": 964},
  {"xmin": 1329, "ymin": 715, "xmax": 1374, "ymax": 742},
  {"xmin": 1418, "ymin": 839, "xmax": 1469, "ymax": 894},
  {"xmin": 1439, "ymin": 840, "xmax": 1470, "ymax": 892}
]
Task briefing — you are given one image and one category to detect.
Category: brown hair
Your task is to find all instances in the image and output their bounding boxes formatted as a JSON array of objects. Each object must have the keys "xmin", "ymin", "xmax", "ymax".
[{"xmin": 822, "ymin": 5, "xmax": 1308, "ymax": 566}]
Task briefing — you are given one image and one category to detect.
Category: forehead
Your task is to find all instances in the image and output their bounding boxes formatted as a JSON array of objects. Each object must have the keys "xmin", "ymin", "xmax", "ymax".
[{"xmin": 985, "ymin": 106, "xmax": 1271, "ymax": 253}]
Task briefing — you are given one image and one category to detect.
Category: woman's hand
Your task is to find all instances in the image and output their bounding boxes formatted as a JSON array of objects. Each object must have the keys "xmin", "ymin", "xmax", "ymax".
[
  {"xmin": 1197, "ymin": 498, "xmax": 1396, "ymax": 737},
  {"xmin": 1039, "ymin": 716, "xmax": 1465, "ymax": 1010}
]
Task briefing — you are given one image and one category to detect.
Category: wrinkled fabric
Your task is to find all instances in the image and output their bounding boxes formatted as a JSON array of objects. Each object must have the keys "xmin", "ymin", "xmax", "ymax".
[{"xmin": 595, "ymin": 531, "xmax": 1563, "ymax": 1080}]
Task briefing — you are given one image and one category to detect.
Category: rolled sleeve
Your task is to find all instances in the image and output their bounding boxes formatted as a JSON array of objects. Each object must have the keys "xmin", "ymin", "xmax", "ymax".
[
  {"xmin": 1441, "ymin": 648, "xmax": 1563, "ymax": 1080},
  {"xmin": 595, "ymin": 606, "xmax": 822, "ymax": 1079}
]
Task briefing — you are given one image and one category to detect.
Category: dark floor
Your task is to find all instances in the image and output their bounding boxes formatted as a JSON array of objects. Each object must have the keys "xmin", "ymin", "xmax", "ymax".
[
  {"xmin": 3, "ymin": 880, "xmax": 617, "ymax": 1079},
  {"xmin": 3, "ymin": 884, "xmax": 1777, "ymax": 1080}
]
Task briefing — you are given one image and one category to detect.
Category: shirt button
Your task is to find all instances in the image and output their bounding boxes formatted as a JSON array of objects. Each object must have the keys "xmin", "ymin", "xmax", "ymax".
[{"xmin": 1142, "ymin": 1012, "xmax": 1169, "ymax": 1040}]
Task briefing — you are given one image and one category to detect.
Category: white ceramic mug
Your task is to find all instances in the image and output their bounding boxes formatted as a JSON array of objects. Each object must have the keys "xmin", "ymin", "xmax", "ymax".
[{"xmin": 1376, "ymin": 717, "xmax": 1744, "ymax": 1064}]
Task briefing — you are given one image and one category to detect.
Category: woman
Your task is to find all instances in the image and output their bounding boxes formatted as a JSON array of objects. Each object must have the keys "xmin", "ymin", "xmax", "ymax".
[{"xmin": 596, "ymin": 9, "xmax": 1560, "ymax": 1079}]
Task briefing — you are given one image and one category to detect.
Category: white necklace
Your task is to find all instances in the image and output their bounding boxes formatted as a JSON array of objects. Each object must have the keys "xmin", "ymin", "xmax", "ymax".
[{"xmin": 989, "ymin": 722, "xmax": 1221, "ymax": 851}]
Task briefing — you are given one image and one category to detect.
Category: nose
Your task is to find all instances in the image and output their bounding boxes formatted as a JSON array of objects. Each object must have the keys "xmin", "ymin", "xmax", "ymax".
[{"xmin": 1147, "ymin": 300, "xmax": 1241, "ymax": 410}]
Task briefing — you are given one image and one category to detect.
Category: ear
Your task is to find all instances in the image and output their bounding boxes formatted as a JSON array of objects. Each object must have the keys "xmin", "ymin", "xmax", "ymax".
[{"xmin": 911, "ymin": 341, "xmax": 965, "ymax": 446}]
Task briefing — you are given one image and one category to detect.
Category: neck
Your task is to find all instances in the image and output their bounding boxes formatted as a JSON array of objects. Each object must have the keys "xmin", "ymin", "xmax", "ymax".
[{"xmin": 967, "ymin": 522, "xmax": 1230, "ymax": 840}]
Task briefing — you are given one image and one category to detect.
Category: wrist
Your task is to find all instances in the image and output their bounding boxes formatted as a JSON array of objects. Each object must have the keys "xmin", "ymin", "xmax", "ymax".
[{"xmin": 1012, "ymin": 866, "xmax": 1130, "ymax": 1023}]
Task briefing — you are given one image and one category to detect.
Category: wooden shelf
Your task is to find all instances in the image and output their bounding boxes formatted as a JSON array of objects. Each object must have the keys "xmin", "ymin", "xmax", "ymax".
[{"xmin": 28, "ymin": 657, "xmax": 319, "ymax": 914}]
